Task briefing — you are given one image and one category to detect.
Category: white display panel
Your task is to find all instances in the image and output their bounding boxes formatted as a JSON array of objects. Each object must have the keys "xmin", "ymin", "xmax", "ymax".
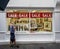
[
  {"xmin": 0, "ymin": 13, "xmax": 6, "ymax": 32},
  {"xmin": 54, "ymin": 13, "xmax": 60, "ymax": 32}
]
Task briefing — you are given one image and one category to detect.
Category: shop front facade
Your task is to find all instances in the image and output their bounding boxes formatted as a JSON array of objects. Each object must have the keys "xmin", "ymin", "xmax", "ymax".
[{"xmin": 0, "ymin": 0, "xmax": 60, "ymax": 44}]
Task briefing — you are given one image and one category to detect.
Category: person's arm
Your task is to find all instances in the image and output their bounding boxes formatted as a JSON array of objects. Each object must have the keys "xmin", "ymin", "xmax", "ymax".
[{"xmin": 14, "ymin": 26, "xmax": 16, "ymax": 30}]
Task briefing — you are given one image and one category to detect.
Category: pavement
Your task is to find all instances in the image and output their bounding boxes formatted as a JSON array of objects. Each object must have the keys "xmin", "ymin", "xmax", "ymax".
[{"xmin": 0, "ymin": 43, "xmax": 60, "ymax": 49}]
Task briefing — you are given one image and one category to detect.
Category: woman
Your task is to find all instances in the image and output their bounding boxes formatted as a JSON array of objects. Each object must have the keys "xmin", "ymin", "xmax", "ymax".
[{"xmin": 10, "ymin": 22, "xmax": 16, "ymax": 47}]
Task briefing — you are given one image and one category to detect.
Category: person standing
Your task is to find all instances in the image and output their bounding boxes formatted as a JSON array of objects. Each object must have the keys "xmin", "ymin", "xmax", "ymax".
[
  {"xmin": 9, "ymin": 22, "xmax": 19, "ymax": 48},
  {"xmin": 10, "ymin": 22, "xmax": 16, "ymax": 47}
]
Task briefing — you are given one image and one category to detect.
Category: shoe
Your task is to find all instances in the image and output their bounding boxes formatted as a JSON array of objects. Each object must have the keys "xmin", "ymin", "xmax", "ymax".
[
  {"xmin": 10, "ymin": 45, "xmax": 14, "ymax": 48},
  {"xmin": 15, "ymin": 45, "xmax": 19, "ymax": 48},
  {"xmin": 10, "ymin": 44, "xmax": 14, "ymax": 47}
]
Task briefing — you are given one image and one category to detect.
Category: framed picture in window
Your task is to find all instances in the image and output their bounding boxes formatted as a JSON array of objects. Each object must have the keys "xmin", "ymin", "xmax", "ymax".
[{"xmin": 44, "ymin": 22, "xmax": 52, "ymax": 32}]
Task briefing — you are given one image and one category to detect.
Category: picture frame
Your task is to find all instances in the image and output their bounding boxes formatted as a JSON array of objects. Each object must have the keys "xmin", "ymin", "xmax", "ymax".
[
  {"xmin": 44, "ymin": 21, "xmax": 52, "ymax": 31},
  {"xmin": 37, "ymin": 23, "xmax": 44, "ymax": 29}
]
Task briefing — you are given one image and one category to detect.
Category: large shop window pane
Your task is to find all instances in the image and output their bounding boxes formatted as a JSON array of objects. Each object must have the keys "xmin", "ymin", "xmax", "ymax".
[
  {"xmin": 30, "ymin": 11, "xmax": 52, "ymax": 32},
  {"xmin": 6, "ymin": 10, "xmax": 52, "ymax": 33}
]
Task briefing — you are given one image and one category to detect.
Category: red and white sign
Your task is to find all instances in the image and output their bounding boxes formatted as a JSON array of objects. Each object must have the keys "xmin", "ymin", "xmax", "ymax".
[
  {"xmin": 30, "ymin": 12, "xmax": 52, "ymax": 18},
  {"xmin": 7, "ymin": 12, "xmax": 52, "ymax": 18},
  {"xmin": 7, "ymin": 12, "xmax": 29, "ymax": 18},
  {"xmin": 18, "ymin": 12, "xmax": 29, "ymax": 18}
]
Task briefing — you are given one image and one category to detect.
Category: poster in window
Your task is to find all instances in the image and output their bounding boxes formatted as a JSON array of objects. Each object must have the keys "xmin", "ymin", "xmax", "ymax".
[
  {"xmin": 44, "ymin": 22, "xmax": 52, "ymax": 32},
  {"xmin": 30, "ymin": 12, "xmax": 52, "ymax": 32},
  {"xmin": 6, "ymin": 10, "xmax": 29, "ymax": 33},
  {"xmin": 6, "ymin": 10, "xmax": 52, "ymax": 33}
]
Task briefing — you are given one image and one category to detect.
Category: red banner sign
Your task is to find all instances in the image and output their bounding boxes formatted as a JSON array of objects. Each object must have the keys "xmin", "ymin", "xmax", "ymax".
[
  {"xmin": 7, "ymin": 12, "xmax": 29, "ymax": 18},
  {"xmin": 7, "ymin": 12, "xmax": 52, "ymax": 18},
  {"xmin": 30, "ymin": 12, "xmax": 52, "ymax": 18}
]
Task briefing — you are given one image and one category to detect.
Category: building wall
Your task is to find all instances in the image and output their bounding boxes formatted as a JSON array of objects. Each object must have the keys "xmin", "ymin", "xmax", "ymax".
[
  {"xmin": 54, "ymin": 4, "xmax": 60, "ymax": 42},
  {"xmin": 7, "ymin": 0, "xmax": 56, "ymax": 7},
  {"xmin": 0, "ymin": 0, "xmax": 59, "ymax": 44},
  {"xmin": 0, "ymin": 9, "xmax": 55, "ymax": 45}
]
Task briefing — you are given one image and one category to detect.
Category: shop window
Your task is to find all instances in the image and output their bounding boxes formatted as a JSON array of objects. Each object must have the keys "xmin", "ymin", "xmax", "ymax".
[{"xmin": 6, "ymin": 10, "xmax": 52, "ymax": 33}]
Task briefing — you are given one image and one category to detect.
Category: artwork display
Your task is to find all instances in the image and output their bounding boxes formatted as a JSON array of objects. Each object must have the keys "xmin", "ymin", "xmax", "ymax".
[
  {"xmin": 6, "ymin": 10, "xmax": 29, "ymax": 33},
  {"xmin": 44, "ymin": 22, "xmax": 52, "ymax": 31},
  {"xmin": 6, "ymin": 10, "xmax": 52, "ymax": 33},
  {"xmin": 30, "ymin": 12, "xmax": 52, "ymax": 32}
]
